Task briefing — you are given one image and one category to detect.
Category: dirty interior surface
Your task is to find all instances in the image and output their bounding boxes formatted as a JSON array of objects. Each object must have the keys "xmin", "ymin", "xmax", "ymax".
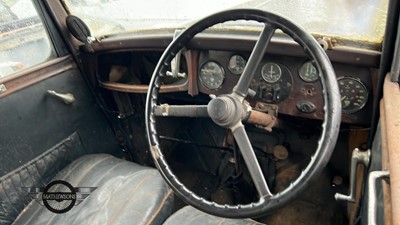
[
  {"xmin": 90, "ymin": 42, "xmax": 374, "ymax": 223},
  {"xmin": 1, "ymin": 0, "xmax": 388, "ymax": 224}
]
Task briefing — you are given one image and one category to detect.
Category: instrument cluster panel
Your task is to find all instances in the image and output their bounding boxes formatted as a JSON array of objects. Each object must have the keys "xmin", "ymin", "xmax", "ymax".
[{"xmin": 197, "ymin": 50, "xmax": 373, "ymax": 125}]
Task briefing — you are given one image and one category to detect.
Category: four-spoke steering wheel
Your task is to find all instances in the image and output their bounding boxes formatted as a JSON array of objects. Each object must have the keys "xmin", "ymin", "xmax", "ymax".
[{"xmin": 145, "ymin": 9, "xmax": 341, "ymax": 218}]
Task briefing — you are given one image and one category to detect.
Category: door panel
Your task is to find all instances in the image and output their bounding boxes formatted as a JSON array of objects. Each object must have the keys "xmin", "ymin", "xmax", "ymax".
[
  {"xmin": 0, "ymin": 1, "xmax": 122, "ymax": 223},
  {"xmin": 0, "ymin": 55, "xmax": 121, "ymax": 224},
  {"xmin": 0, "ymin": 57, "xmax": 120, "ymax": 176}
]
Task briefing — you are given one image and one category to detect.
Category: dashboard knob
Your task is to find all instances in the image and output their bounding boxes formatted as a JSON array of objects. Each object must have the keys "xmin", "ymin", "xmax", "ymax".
[{"xmin": 296, "ymin": 100, "xmax": 316, "ymax": 113}]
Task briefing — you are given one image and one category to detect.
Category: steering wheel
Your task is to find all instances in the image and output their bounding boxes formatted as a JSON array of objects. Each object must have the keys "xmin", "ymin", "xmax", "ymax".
[{"xmin": 145, "ymin": 9, "xmax": 341, "ymax": 218}]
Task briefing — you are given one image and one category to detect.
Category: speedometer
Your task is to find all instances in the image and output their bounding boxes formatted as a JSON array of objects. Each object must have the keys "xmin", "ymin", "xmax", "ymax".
[
  {"xmin": 337, "ymin": 77, "xmax": 368, "ymax": 114},
  {"xmin": 199, "ymin": 61, "xmax": 225, "ymax": 90}
]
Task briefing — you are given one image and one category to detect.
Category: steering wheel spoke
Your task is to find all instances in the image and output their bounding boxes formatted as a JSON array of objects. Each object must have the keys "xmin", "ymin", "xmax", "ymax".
[
  {"xmin": 233, "ymin": 24, "xmax": 276, "ymax": 97},
  {"xmin": 231, "ymin": 122, "xmax": 272, "ymax": 197},
  {"xmin": 154, "ymin": 104, "xmax": 209, "ymax": 117}
]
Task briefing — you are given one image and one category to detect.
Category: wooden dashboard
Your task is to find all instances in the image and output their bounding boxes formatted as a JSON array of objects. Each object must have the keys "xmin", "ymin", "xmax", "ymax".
[{"xmin": 81, "ymin": 33, "xmax": 379, "ymax": 125}]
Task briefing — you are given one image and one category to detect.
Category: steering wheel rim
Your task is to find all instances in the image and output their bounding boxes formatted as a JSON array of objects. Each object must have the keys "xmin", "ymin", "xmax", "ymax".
[{"xmin": 145, "ymin": 9, "xmax": 341, "ymax": 218}]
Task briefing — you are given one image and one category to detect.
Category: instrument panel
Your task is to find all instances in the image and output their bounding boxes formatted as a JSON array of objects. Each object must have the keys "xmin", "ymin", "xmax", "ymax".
[
  {"xmin": 197, "ymin": 50, "xmax": 373, "ymax": 125},
  {"xmin": 96, "ymin": 49, "xmax": 374, "ymax": 125}
]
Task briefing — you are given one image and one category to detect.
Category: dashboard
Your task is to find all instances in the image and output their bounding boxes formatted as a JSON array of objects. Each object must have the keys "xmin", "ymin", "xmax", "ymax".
[
  {"xmin": 90, "ymin": 34, "xmax": 378, "ymax": 126},
  {"xmin": 196, "ymin": 50, "xmax": 374, "ymax": 124}
]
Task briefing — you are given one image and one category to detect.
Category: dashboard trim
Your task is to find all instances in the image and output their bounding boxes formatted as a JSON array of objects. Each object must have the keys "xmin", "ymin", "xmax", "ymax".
[
  {"xmin": 89, "ymin": 33, "xmax": 380, "ymax": 67},
  {"xmin": 99, "ymin": 81, "xmax": 188, "ymax": 93}
]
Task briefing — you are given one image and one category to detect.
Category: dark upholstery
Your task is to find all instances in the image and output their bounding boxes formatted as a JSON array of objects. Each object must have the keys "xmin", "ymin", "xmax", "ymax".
[
  {"xmin": 13, "ymin": 154, "xmax": 173, "ymax": 225},
  {"xmin": 0, "ymin": 132, "xmax": 88, "ymax": 225},
  {"xmin": 163, "ymin": 206, "xmax": 264, "ymax": 225}
]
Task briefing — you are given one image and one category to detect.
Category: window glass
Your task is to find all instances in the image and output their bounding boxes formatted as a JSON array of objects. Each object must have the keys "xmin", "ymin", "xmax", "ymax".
[
  {"xmin": 0, "ymin": 0, "xmax": 56, "ymax": 78},
  {"xmin": 63, "ymin": 0, "xmax": 388, "ymax": 44}
]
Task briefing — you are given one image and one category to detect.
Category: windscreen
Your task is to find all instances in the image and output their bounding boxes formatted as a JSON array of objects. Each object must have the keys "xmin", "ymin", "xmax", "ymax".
[{"xmin": 63, "ymin": 0, "xmax": 388, "ymax": 44}]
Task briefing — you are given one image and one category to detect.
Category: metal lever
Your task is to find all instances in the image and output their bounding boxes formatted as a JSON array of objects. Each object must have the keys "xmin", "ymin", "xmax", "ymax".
[
  {"xmin": 335, "ymin": 148, "xmax": 370, "ymax": 202},
  {"xmin": 47, "ymin": 90, "xmax": 75, "ymax": 105},
  {"xmin": 368, "ymin": 170, "xmax": 390, "ymax": 225},
  {"xmin": 166, "ymin": 30, "xmax": 186, "ymax": 78}
]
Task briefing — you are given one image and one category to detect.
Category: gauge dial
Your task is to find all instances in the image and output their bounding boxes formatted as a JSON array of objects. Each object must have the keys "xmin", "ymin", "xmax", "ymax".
[
  {"xmin": 252, "ymin": 64, "xmax": 293, "ymax": 103},
  {"xmin": 199, "ymin": 61, "xmax": 225, "ymax": 90},
  {"xmin": 299, "ymin": 61, "xmax": 319, "ymax": 82},
  {"xmin": 261, "ymin": 63, "xmax": 282, "ymax": 83},
  {"xmin": 228, "ymin": 54, "xmax": 246, "ymax": 75},
  {"xmin": 337, "ymin": 77, "xmax": 368, "ymax": 114}
]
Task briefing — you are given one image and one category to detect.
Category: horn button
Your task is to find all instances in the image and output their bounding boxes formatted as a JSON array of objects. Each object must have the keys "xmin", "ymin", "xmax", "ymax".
[{"xmin": 207, "ymin": 95, "xmax": 243, "ymax": 128}]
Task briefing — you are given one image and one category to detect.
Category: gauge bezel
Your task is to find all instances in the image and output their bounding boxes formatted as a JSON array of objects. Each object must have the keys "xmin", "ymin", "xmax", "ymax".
[
  {"xmin": 298, "ymin": 60, "xmax": 319, "ymax": 82},
  {"xmin": 261, "ymin": 62, "xmax": 282, "ymax": 83},
  {"xmin": 227, "ymin": 54, "xmax": 247, "ymax": 75},
  {"xmin": 337, "ymin": 76, "xmax": 369, "ymax": 114},
  {"xmin": 198, "ymin": 60, "xmax": 225, "ymax": 90}
]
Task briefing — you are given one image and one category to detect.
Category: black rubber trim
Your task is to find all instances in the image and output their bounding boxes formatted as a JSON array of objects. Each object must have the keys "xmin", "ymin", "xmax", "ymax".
[{"xmin": 145, "ymin": 8, "xmax": 341, "ymax": 218}]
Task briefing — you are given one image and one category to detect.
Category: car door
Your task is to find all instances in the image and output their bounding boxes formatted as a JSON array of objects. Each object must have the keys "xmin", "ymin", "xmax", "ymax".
[
  {"xmin": 359, "ymin": 2, "xmax": 400, "ymax": 224},
  {"xmin": 0, "ymin": 0, "xmax": 121, "ymax": 224}
]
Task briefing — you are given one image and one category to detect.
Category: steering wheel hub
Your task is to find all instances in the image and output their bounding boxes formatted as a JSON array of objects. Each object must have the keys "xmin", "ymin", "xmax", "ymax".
[{"xmin": 207, "ymin": 96, "xmax": 242, "ymax": 128}]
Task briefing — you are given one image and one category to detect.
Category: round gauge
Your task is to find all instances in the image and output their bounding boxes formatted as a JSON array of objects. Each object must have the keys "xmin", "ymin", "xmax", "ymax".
[
  {"xmin": 199, "ymin": 61, "xmax": 225, "ymax": 90},
  {"xmin": 251, "ymin": 64, "xmax": 293, "ymax": 103},
  {"xmin": 261, "ymin": 63, "xmax": 282, "ymax": 83},
  {"xmin": 337, "ymin": 77, "xmax": 368, "ymax": 114},
  {"xmin": 228, "ymin": 54, "xmax": 246, "ymax": 75},
  {"xmin": 299, "ymin": 61, "xmax": 319, "ymax": 82}
]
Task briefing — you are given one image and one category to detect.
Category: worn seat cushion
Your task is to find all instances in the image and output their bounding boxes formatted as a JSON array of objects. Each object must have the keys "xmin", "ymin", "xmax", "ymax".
[
  {"xmin": 13, "ymin": 154, "xmax": 173, "ymax": 225},
  {"xmin": 163, "ymin": 206, "xmax": 264, "ymax": 225}
]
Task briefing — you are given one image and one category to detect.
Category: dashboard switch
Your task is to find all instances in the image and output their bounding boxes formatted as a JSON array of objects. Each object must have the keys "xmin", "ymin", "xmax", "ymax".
[
  {"xmin": 296, "ymin": 100, "xmax": 316, "ymax": 113},
  {"xmin": 257, "ymin": 84, "xmax": 267, "ymax": 98},
  {"xmin": 272, "ymin": 84, "xmax": 281, "ymax": 102}
]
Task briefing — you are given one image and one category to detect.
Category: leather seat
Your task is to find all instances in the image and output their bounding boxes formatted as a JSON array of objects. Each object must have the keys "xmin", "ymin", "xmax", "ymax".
[
  {"xmin": 13, "ymin": 154, "xmax": 173, "ymax": 225},
  {"xmin": 163, "ymin": 206, "xmax": 264, "ymax": 225}
]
